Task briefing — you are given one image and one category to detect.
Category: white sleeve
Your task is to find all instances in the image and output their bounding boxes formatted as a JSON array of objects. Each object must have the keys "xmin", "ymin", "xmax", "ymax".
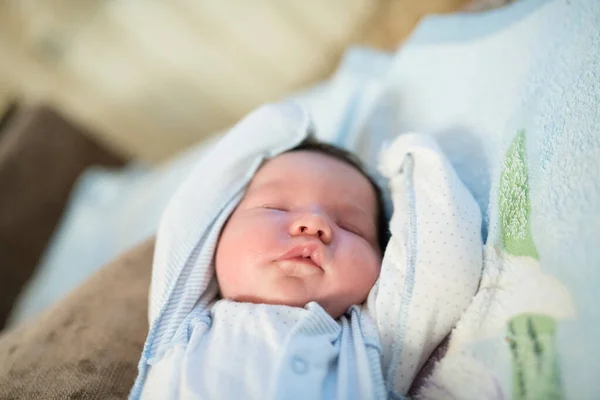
[{"xmin": 365, "ymin": 133, "xmax": 482, "ymax": 396}]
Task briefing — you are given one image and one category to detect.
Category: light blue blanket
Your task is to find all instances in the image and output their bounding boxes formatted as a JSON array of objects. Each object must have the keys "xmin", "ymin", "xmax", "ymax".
[
  {"xmin": 346, "ymin": 0, "xmax": 597, "ymax": 397},
  {"xmin": 11, "ymin": 0, "xmax": 599, "ymax": 397}
]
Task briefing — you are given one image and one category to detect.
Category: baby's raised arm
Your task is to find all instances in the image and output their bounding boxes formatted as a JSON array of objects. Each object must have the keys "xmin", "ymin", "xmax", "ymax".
[{"xmin": 365, "ymin": 133, "xmax": 483, "ymax": 396}]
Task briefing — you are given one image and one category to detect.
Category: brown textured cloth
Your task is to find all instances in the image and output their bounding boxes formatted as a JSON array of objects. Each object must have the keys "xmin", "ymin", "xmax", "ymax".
[
  {"xmin": 0, "ymin": 237, "xmax": 153, "ymax": 400},
  {"xmin": 0, "ymin": 104, "xmax": 126, "ymax": 328}
]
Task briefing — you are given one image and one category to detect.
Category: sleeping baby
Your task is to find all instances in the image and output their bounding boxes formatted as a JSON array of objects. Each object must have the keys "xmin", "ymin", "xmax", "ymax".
[{"xmin": 131, "ymin": 103, "xmax": 482, "ymax": 400}]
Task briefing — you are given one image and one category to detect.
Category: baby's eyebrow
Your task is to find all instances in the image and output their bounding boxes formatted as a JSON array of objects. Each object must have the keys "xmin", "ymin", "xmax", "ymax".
[{"xmin": 245, "ymin": 179, "xmax": 284, "ymax": 196}]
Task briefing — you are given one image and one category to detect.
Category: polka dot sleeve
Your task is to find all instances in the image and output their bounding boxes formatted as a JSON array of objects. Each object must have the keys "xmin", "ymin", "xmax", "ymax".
[{"xmin": 365, "ymin": 133, "xmax": 483, "ymax": 397}]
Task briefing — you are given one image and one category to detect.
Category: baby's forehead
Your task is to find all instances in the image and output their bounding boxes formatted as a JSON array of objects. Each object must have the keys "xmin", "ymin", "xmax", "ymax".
[
  {"xmin": 260, "ymin": 150, "xmax": 364, "ymax": 179},
  {"xmin": 252, "ymin": 152, "xmax": 364, "ymax": 192},
  {"xmin": 249, "ymin": 151, "xmax": 378, "ymax": 208}
]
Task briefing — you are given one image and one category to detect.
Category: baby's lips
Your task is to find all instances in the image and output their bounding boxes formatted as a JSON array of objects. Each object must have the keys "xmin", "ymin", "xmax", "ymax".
[{"xmin": 279, "ymin": 241, "xmax": 325, "ymax": 269}]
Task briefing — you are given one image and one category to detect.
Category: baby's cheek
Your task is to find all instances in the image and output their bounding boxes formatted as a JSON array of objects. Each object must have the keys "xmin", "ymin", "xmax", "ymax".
[{"xmin": 344, "ymin": 241, "xmax": 381, "ymax": 291}]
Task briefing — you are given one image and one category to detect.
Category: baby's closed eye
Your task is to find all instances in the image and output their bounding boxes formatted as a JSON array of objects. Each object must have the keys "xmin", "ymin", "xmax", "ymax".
[
  {"xmin": 260, "ymin": 204, "xmax": 289, "ymax": 212},
  {"xmin": 337, "ymin": 222, "xmax": 364, "ymax": 237}
]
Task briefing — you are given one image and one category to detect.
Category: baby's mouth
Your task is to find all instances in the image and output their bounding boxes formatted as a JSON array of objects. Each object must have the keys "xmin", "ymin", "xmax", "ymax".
[
  {"xmin": 284, "ymin": 256, "xmax": 319, "ymax": 267},
  {"xmin": 277, "ymin": 243, "xmax": 325, "ymax": 274}
]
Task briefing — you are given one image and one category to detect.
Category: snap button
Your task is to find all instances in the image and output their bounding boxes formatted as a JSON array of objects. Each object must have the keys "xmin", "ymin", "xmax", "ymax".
[{"xmin": 291, "ymin": 356, "xmax": 308, "ymax": 374}]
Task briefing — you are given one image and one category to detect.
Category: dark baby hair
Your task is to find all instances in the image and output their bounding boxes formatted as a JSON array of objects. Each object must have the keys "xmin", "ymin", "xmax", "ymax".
[{"xmin": 286, "ymin": 138, "xmax": 390, "ymax": 252}]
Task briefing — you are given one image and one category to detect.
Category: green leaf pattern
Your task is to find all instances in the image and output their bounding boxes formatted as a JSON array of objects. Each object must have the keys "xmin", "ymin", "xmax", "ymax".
[
  {"xmin": 499, "ymin": 130, "xmax": 563, "ymax": 400},
  {"xmin": 499, "ymin": 130, "xmax": 539, "ymax": 260}
]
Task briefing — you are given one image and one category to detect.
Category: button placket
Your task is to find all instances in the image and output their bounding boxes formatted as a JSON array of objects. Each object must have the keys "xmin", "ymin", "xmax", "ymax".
[{"xmin": 291, "ymin": 356, "xmax": 308, "ymax": 374}]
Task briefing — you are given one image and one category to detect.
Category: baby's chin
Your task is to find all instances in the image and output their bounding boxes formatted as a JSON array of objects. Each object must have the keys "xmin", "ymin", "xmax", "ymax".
[{"xmin": 219, "ymin": 280, "xmax": 351, "ymax": 319}]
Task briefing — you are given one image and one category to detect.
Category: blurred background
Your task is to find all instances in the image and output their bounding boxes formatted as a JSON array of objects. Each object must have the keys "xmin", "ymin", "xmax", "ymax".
[{"xmin": 0, "ymin": 0, "xmax": 470, "ymax": 162}]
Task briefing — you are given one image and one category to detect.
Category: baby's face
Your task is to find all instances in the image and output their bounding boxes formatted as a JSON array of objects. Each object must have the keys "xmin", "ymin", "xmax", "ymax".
[{"xmin": 215, "ymin": 150, "xmax": 382, "ymax": 318}]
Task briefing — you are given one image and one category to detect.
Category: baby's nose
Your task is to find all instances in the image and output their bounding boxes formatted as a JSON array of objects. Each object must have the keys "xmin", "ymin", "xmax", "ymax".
[{"xmin": 289, "ymin": 213, "xmax": 332, "ymax": 244}]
